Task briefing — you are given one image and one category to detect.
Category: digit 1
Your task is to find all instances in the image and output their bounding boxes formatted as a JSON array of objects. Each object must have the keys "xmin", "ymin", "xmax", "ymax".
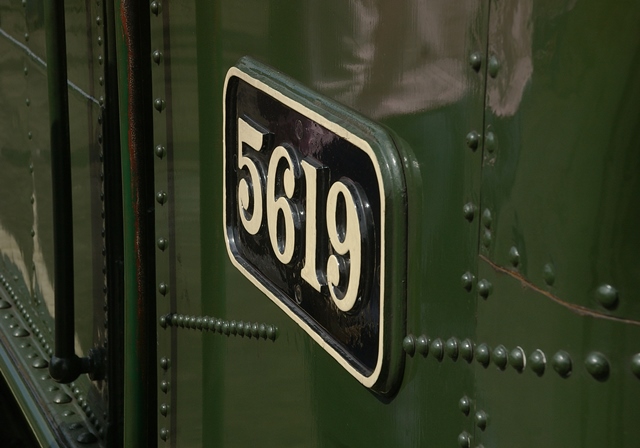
[{"xmin": 300, "ymin": 158, "xmax": 328, "ymax": 292}]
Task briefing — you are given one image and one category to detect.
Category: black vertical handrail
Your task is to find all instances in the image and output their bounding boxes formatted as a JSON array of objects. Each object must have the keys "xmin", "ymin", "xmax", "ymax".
[{"xmin": 45, "ymin": 0, "xmax": 103, "ymax": 384}]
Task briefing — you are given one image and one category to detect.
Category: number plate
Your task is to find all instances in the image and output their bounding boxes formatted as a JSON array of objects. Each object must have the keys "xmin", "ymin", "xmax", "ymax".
[{"xmin": 223, "ymin": 58, "xmax": 407, "ymax": 394}]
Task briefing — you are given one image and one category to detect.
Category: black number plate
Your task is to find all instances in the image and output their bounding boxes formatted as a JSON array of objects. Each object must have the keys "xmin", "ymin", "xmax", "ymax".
[{"xmin": 223, "ymin": 58, "xmax": 406, "ymax": 394}]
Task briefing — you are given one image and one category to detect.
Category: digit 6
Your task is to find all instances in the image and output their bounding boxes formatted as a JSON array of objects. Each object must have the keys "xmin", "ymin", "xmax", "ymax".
[{"xmin": 266, "ymin": 145, "xmax": 301, "ymax": 264}]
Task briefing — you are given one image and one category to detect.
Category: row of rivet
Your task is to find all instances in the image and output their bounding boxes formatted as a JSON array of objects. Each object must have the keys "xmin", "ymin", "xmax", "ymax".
[
  {"xmin": 402, "ymin": 334, "xmax": 640, "ymax": 381},
  {"xmin": 150, "ymin": 1, "xmax": 171, "ymax": 442},
  {"xmin": 459, "ymin": 395, "xmax": 488, "ymax": 448},
  {"xmin": 1, "ymin": 273, "xmax": 102, "ymax": 441},
  {"xmin": 160, "ymin": 313, "xmax": 278, "ymax": 341},
  {"xmin": 95, "ymin": 6, "xmax": 111, "ymax": 431},
  {"xmin": 0, "ymin": 273, "xmax": 52, "ymax": 361},
  {"xmin": 467, "ymin": 49, "xmax": 621, "ymax": 312}
]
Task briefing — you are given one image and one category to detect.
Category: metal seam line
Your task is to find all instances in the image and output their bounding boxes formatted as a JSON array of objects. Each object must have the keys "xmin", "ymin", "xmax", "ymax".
[{"xmin": 0, "ymin": 27, "xmax": 100, "ymax": 106}]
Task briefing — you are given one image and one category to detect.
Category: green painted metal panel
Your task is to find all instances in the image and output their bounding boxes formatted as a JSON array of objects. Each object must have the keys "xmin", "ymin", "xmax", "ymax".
[
  {"xmin": 0, "ymin": 0, "xmax": 110, "ymax": 443},
  {"xmin": 151, "ymin": 0, "xmax": 491, "ymax": 446},
  {"xmin": 474, "ymin": 0, "xmax": 640, "ymax": 447}
]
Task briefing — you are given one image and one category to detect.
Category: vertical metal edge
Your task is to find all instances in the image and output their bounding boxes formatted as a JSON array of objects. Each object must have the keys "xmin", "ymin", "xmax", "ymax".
[
  {"xmin": 113, "ymin": 0, "xmax": 157, "ymax": 445},
  {"xmin": 103, "ymin": 0, "xmax": 125, "ymax": 445},
  {"xmin": 196, "ymin": 0, "xmax": 224, "ymax": 445}
]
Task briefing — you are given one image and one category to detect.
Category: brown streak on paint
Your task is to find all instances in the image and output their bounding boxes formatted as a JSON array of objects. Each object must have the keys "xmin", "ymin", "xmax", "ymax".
[
  {"xmin": 479, "ymin": 255, "xmax": 640, "ymax": 326},
  {"xmin": 121, "ymin": 0, "xmax": 145, "ymax": 356}
]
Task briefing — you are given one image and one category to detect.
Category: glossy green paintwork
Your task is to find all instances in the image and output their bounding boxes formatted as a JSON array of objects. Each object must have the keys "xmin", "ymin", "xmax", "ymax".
[
  {"xmin": 154, "ymin": 0, "xmax": 490, "ymax": 446},
  {"xmin": 473, "ymin": 1, "xmax": 640, "ymax": 446},
  {"xmin": 0, "ymin": 0, "xmax": 638, "ymax": 446},
  {"xmin": 148, "ymin": 0, "xmax": 640, "ymax": 447},
  {"xmin": 0, "ymin": 0, "xmax": 108, "ymax": 444}
]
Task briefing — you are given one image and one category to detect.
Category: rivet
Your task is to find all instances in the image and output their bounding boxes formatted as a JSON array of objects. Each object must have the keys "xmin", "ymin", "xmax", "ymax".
[
  {"xmin": 28, "ymin": 132, "xmax": 33, "ymax": 140},
  {"xmin": 508, "ymin": 246, "xmax": 520, "ymax": 267},
  {"xmin": 30, "ymin": 195, "xmax": 35, "ymax": 204},
  {"xmin": 531, "ymin": 349, "xmax": 549, "ymax": 376},
  {"xmin": 431, "ymin": 338, "xmax": 444, "ymax": 361},
  {"xmin": 469, "ymin": 52, "xmax": 482, "ymax": 72},
  {"xmin": 595, "ymin": 284, "xmax": 618, "ymax": 310},
  {"xmin": 159, "ymin": 315, "xmax": 167, "ymax": 328},
  {"xmin": 150, "ymin": 0, "xmax": 162, "ymax": 15},
  {"xmin": 445, "ymin": 338, "xmax": 459, "ymax": 360},
  {"xmin": 492, "ymin": 345, "xmax": 507, "ymax": 370},
  {"xmin": 156, "ymin": 191, "xmax": 167, "ymax": 204},
  {"xmin": 552, "ymin": 350, "xmax": 572, "ymax": 378},
  {"xmin": 99, "ymin": 76, "xmax": 104, "ymax": 86},
  {"xmin": 416, "ymin": 335, "xmax": 429, "ymax": 357},
  {"xmin": 485, "ymin": 132, "xmax": 495, "ymax": 153},
  {"xmin": 98, "ymin": 55, "xmax": 103, "ymax": 65},
  {"xmin": 402, "ymin": 334, "xmax": 416, "ymax": 356},
  {"xmin": 96, "ymin": 16, "xmax": 102, "ymax": 26},
  {"xmin": 157, "ymin": 237, "xmax": 168, "ymax": 250},
  {"xmin": 152, "ymin": 50, "xmax": 163, "ymax": 64},
  {"xmin": 53, "ymin": 392, "xmax": 72, "ymax": 404},
  {"xmin": 462, "ymin": 203, "xmax": 476, "ymax": 222},
  {"xmin": 482, "ymin": 229, "xmax": 492, "ymax": 248},
  {"xmin": 24, "ymin": 33, "xmax": 29, "ymax": 42},
  {"xmin": 477, "ymin": 279, "xmax": 492, "ymax": 299},
  {"xmin": 160, "ymin": 428, "xmax": 169, "ymax": 441},
  {"xmin": 155, "ymin": 145, "xmax": 166, "ymax": 159},
  {"xmin": 476, "ymin": 343, "xmax": 490, "ymax": 367},
  {"xmin": 171, "ymin": 314, "xmax": 179, "ymax": 326},
  {"xmin": 481, "ymin": 209, "xmax": 492, "ymax": 228},
  {"xmin": 258, "ymin": 323, "xmax": 266, "ymax": 338},
  {"xmin": 32, "ymin": 357, "xmax": 48, "ymax": 369},
  {"xmin": 630, "ymin": 353, "xmax": 640, "ymax": 379},
  {"xmin": 196, "ymin": 317, "xmax": 203, "ymax": 330},
  {"xmin": 461, "ymin": 272, "xmax": 475, "ymax": 292},
  {"xmin": 235, "ymin": 321, "xmax": 244, "ymax": 335},
  {"xmin": 466, "ymin": 131, "xmax": 480, "ymax": 150},
  {"xmin": 508, "ymin": 347, "xmax": 525, "ymax": 372},
  {"xmin": 0, "ymin": 300, "xmax": 10, "ymax": 309},
  {"xmin": 251, "ymin": 323, "xmax": 259, "ymax": 338},
  {"xmin": 160, "ymin": 380, "xmax": 170, "ymax": 393},
  {"xmin": 585, "ymin": 352, "xmax": 610, "ymax": 381},
  {"xmin": 458, "ymin": 396, "xmax": 471, "ymax": 416},
  {"xmin": 158, "ymin": 283, "xmax": 168, "ymax": 295},
  {"xmin": 97, "ymin": 36, "xmax": 102, "ymax": 46},
  {"xmin": 460, "ymin": 339, "xmax": 474, "ymax": 362},
  {"xmin": 475, "ymin": 410, "xmax": 488, "ymax": 430},
  {"xmin": 160, "ymin": 357, "xmax": 170, "ymax": 370},
  {"xmin": 13, "ymin": 327, "xmax": 29, "ymax": 337},
  {"xmin": 24, "ymin": 65, "xmax": 29, "ymax": 76},
  {"xmin": 488, "ymin": 55, "xmax": 500, "ymax": 78},
  {"xmin": 457, "ymin": 431, "xmax": 471, "ymax": 448},
  {"xmin": 154, "ymin": 98, "xmax": 166, "ymax": 112},
  {"xmin": 69, "ymin": 422, "xmax": 83, "ymax": 430},
  {"xmin": 543, "ymin": 263, "xmax": 555, "ymax": 286},
  {"xmin": 25, "ymin": 98, "xmax": 30, "ymax": 106},
  {"xmin": 160, "ymin": 403, "xmax": 170, "ymax": 416},
  {"xmin": 266, "ymin": 325, "xmax": 276, "ymax": 340}
]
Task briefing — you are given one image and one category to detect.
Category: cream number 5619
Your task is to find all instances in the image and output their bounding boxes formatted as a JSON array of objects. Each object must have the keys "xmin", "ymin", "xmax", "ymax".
[{"xmin": 237, "ymin": 117, "xmax": 372, "ymax": 312}]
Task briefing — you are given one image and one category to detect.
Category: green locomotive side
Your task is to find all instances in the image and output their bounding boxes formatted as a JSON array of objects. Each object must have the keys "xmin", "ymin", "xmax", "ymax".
[{"xmin": 0, "ymin": 0, "xmax": 638, "ymax": 447}]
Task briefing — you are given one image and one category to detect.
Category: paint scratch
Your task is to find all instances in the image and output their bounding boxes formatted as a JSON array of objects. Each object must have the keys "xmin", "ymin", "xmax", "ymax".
[{"xmin": 479, "ymin": 254, "xmax": 640, "ymax": 326}]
